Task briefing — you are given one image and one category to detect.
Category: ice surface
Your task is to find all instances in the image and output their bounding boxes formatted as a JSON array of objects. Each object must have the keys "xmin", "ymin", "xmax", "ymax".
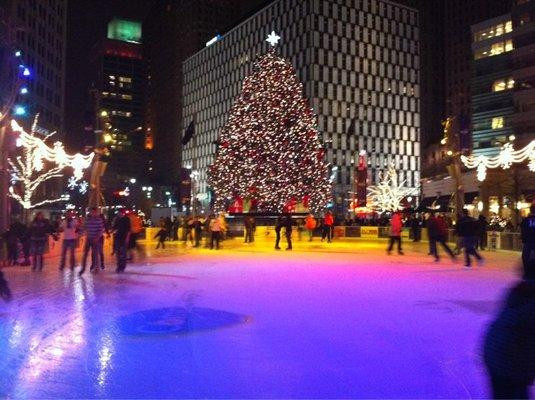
[{"xmin": 0, "ymin": 241, "xmax": 530, "ymax": 398}]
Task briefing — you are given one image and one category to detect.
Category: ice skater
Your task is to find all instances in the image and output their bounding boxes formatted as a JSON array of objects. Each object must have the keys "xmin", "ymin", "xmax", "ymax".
[
  {"xmin": 427, "ymin": 212, "xmax": 456, "ymax": 262},
  {"xmin": 387, "ymin": 211, "xmax": 404, "ymax": 255},
  {"xmin": 0, "ymin": 270, "xmax": 12, "ymax": 301},
  {"xmin": 455, "ymin": 209, "xmax": 483, "ymax": 268},
  {"xmin": 80, "ymin": 208, "xmax": 105, "ymax": 275},
  {"xmin": 30, "ymin": 212, "xmax": 55, "ymax": 271},
  {"xmin": 483, "ymin": 258, "xmax": 534, "ymax": 399},
  {"xmin": 244, "ymin": 215, "xmax": 255, "ymax": 243},
  {"xmin": 521, "ymin": 205, "xmax": 535, "ymax": 278},
  {"xmin": 154, "ymin": 222, "xmax": 168, "ymax": 249},
  {"xmin": 209, "ymin": 214, "xmax": 222, "ymax": 249},
  {"xmin": 59, "ymin": 211, "xmax": 81, "ymax": 270},
  {"xmin": 305, "ymin": 213, "xmax": 316, "ymax": 241},
  {"xmin": 282, "ymin": 214, "xmax": 293, "ymax": 250},
  {"xmin": 113, "ymin": 209, "xmax": 131, "ymax": 273}
]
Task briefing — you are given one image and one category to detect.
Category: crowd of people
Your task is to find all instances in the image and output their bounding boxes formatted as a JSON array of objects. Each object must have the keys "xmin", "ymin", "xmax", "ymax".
[{"xmin": 0, "ymin": 208, "xmax": 144, "ymax": 276}]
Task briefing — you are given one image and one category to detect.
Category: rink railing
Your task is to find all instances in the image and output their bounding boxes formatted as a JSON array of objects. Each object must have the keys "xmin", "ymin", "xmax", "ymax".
[{"xmin": 141, "ymin": 226, "xmax": 521, "ymax": 252}]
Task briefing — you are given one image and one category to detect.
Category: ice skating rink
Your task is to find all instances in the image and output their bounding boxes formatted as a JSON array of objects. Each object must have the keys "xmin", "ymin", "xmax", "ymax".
[{"xmin": 0, "ymin": 241, "xmax": 529, "ymax": 398}]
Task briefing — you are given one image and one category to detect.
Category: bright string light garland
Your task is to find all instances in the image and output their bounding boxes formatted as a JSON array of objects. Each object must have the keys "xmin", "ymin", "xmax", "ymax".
[
  {"xmin": 367, "ymin": 164, "xmax": 417, "ymax": 212},
  {"xmin": 8, "ymin": 118, "xmax": 94, "ymax": 209},
  {"xmin": 461, "ymin": 140, "xmax": 535, "ymax": 181}
]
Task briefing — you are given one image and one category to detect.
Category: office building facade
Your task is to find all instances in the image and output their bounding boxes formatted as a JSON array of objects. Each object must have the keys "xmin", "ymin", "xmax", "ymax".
[
  {"xmin": 144, "ymin": 0, "xmax": 243, "ymax": 186},
  {"xmin": 471, "ymin": 15, "xmax": 515, "ymax": 156},
  {"xmin": 182, "ymin": 0, "xmax": 421, "ymax": 210},
  {"xmin": 3, "ymin": 0, "xmax": 67, "ymax": 134},
  {"xmin": 90, "ymin": 18, "xmax": 145, "ymax": 181}
]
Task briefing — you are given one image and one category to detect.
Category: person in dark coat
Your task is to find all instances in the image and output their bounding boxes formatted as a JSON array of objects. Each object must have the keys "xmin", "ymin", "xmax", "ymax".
[
  {"xmin": 477, "ymin": 215, "xmax": 488, "ymax": 250},
  {"xmin": 0, "ymin": 270, "xmax": 12, "ymax": 301},
  {"xmin": 154, "ymin": 222, "xmax": 168, "ymax": 249},
  {"xmin": 274, "ymin": 216, "xmax": 283, "ymax": 250},
  {"xmin": 29, "ymin": 212, "xmax": 55, "ymax": 271},
  {"xmin": 193, "ymin": 217, "xmax": 203, "ymax": 247},
  {"xmin": 521, "ymin": 205, "xmax": 535, "ymax": 281},
  {"xmin": 427, "ymin": 213, "xmax": 455, "ymax": 262},
  {"xmin": 172, "ymin": 217, "xmax": 180, "ymax": 241},
  {"xmin": 11, "ymin": 221, "xmax": 30, "ymax": 266},
  {"xmin": 113, "ymin": 209, "xmax": 131, "ymax": 273},
  {"xmin": 282, "ymin": 214, "xmax": 293, "ymax": 250},
  {"xmin": 244, "ymin": 215, "xmax": 256, "ymax": 243},
  {"xmin": 455, "ymin": 209, "xmax": 483, "ymax": 268},
  {"xmin": 483, "ymin": 279, "xmax": 535, "ymax": 399},
  {"xmin": 3, "ymin": 222, "xmax": 20, "ymax": 265},
  {"xmin": 410, "ymin": 215, "xmax": 422, "ymax": 242}
]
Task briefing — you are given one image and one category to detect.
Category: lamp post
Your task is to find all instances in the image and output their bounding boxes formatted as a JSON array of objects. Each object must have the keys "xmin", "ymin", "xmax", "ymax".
[{"xmin": 441, "ymin": 117, "xmax": 465, "ymax": 221}]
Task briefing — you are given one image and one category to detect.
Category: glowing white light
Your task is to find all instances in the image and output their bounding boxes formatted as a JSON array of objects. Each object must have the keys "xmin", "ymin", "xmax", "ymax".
[
  {"xmin": 367, "ymin": 164, "xmax": 417, "ymax": 212},
  {"xmin": 266, "ymin": 31, "xmax": 281, "ymax": 47},
  {"xmin": 461, "ymin": 140, "xmax": 535, "ymax": 181},
  {"xmin": 8, "ymin": 117, "xmax": 94, "ymax": 209}
]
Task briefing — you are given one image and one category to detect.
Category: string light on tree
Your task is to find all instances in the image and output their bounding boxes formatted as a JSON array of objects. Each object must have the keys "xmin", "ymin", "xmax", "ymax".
[
  {"xmin": 461, "ymin": 140, "xmax": 535, "ymax": 181},
  {"xmin": 209, "ymin": 37, "xmax": 331, "ymax": 213},
  {"xmin": 367, "ymin": 164, "xmax": 417, "ymax": 212},
  {"xmin": 8, "ymin": 117, "xmax": 94, "ymax": 209}
]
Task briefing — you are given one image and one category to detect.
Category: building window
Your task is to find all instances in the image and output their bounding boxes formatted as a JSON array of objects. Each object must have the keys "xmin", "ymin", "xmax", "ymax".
[
  {"xmin": 492, "ymin": 117, "xmax": 504, "ymax": 129},
  {"xmin": 492, "ymin": 78, "xmax": 515, "ymax": 91},
  {"xmin": 474, "ymin": 39, "xmax": 514, "ymax": 59},
  {"xmin": 473, "ymin": 21, "xmax": 512, "ymax": 42}
]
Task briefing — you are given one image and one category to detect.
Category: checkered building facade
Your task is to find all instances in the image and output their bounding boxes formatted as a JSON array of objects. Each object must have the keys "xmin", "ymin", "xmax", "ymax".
[{"xmin": 182, "ymin": 0, "xmax": 420, "ymax": 209}]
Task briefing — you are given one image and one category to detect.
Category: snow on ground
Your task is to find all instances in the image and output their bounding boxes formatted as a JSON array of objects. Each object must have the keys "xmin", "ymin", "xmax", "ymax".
[{"xmin": 0, "ymin": 240, "xmax": 529, "ymax": 398}]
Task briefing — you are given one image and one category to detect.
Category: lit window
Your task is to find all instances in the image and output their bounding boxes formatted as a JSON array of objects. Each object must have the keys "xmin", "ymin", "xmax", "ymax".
[
  {"xmin": 505, "ymin": 21, "xmax": 512, "ymax": 33},
  {"xmin": 492, "ymin": 78, "xmax": 514, "ymax": 92},
  {"xmin": 109, "ymin": 75, "xmax": 115, "ymax": 80},
  {"xmin": 118, "ymin": 76, "xmax": 132, "ymax": 83},
  {"xmin": 492, "ymin": 117, "xmax": 504, "ymax": 129},
  {"xmin": 505, "ymin": 39, "xmax": 513, "ymax": 52},
  {"xmin": 121, "ymin": 94, "xmax": 132, "ymax": 100}
]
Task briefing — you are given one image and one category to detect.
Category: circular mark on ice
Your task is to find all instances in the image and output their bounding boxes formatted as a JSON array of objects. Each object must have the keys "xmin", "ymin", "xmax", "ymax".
[{"xmin": 118, "ymin": 307, "xmax": 250, "ymax": 336}]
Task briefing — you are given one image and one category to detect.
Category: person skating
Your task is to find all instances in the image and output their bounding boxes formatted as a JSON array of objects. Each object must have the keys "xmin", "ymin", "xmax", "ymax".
[
  {"xmin": 305, "ymin": 214, "xmax": 316, "ymax": 241},
  {"xmin": 0, "ymin": 270, "xmax": 12, "ymax": 302},
  {"xmin": 127, "ymin": 211, "xmax": 143, "ymax": 261},
  {"xmin": 11, "ymin": 220, "xmax": 30, "ymax": 266},
  {"xmin": 80, "ymin": 208, "xmax": 105, "ymax": 275},
  {"xmin": 244, "ymin": 215, "xmax": 255, "ymax": 243},
  {"xmin": 410, "ymin": 215, "xmax": 422, "ymax": 242},
  {"xmin": 427, "ymin": 212, "xmax": 456, "ymax": 262},
  {"xmin": 193, "ymin": 216, "xmax": 203, "ymax": 247},
  {"xmin": 322, "ymin": 211, "xmax": 334, "ymax": 243},
  {"xmin": 387, "ymin": 211, "xmax": 404, "ymax": 255},
  {"xmin": 455, "ymin": 209, "xmax": 483, "ymax": 268},
  {"xmin": 59, "ymin": 211, "xmax": 81, "ymax": 270},
  {"xmin": 154, "ymin": 222, "xmax": 168, "ymax": 249},
  {"xmin": 483, "ymin": 268, "xmax": 534, "ymax": 399},
  {"xmin": 3, "ymin": 222, "xmax": 20, "ymax": 266},
  {"xmin": 282, "ymin": 214, "xmax": 293, "ymax": 250},
  {"xmin": 113, "ymin": 209, "xmax": 131, "ymax": 273},
  {"xmin": 477, "ymin": 215, "xmax": 488, "ymax": 250},
  {"xmin": 209, "ymin": 214, "xmax": 222, "ymax": 249},
  {"xmin": 274, "ymin": 216, "xmax": 283, "ymax": 250},
  {"xmin": 521, "ymin": 205, "xmax": 535, "ymax": 280},
  {"xmin": 30, "ymin": 212, "xmax": 55, "ymax": 271}
]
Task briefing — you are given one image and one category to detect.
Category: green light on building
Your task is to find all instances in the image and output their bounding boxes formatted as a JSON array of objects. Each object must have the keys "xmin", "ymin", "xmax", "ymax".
[{"xmin": 107, "ymin": 18, "xmax": 142, "ymax": 43}]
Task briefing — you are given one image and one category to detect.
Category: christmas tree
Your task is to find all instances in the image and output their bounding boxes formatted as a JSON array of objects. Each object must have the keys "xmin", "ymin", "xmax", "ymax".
[{"xmin": 209, "ymin": 46, "xmax": 331, "ymax": 214}]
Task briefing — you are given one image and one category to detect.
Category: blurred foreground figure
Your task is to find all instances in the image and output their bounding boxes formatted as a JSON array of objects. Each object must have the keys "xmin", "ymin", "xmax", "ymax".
[
  {"xmin": 0, "ymin": 270, "xmax": 12, "ymax": 301},
  {"xmin": 483, "ymin": 256, "xmax": 535, "ymax": 399}
]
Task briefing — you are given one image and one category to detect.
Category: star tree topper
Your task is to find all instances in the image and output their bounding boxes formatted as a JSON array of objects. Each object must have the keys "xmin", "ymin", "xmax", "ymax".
[{"xmin": 266, "ymin": 31, "xmax": 281, "ymax": 47}]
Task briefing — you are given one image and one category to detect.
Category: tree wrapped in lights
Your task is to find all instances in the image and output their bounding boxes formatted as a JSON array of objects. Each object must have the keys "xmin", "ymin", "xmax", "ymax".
[
  {"xmin": 209, "ymin": 49, "xmax": 331, "ymax": 213},
  {"xmin": 8, "ymin": 117, "xmax": 94, "ymax": 209},
  {"xmin": 367, "ymin": 164, "xmax": 417, "ymax": 212},
  {"xmin": 461, "ymin": 140, "xmax": 535, "ymax": 181}
]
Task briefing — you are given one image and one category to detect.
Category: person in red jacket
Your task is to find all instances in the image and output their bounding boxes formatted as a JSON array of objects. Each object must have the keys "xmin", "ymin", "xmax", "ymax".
[
  {"xmin": 428, "ymin": 212, "xmax": 456, "ymax": 262},
  {"xmin": 322, "ymin": 211, "xmax": 334, "ymax": 243},
  {"xmin": 387, "ymin": 211, "xmax": 404, "ymax": 255}
]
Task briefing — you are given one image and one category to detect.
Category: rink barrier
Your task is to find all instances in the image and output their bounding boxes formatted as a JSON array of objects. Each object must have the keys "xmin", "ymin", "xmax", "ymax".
[{"xmin": 140, "ymin": 226, "xmax": 521, "ymax": 252}]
